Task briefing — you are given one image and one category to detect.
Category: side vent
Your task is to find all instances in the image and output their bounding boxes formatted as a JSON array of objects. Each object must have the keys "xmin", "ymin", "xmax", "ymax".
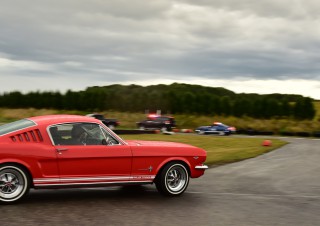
[{"xmin": 10, "ymin": 129, "xmax": 44, "ymax": 143}]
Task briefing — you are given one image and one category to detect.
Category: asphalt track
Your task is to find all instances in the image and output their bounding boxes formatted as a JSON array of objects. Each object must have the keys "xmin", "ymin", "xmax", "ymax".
[{"xmin": 2, "ymin": 137, "xmax": 320, "ymax": 226}]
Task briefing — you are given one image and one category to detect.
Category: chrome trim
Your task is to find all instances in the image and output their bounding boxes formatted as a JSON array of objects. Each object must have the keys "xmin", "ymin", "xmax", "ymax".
[
  {"xmin": 195, "ymin": 165, "xmax": 209, "ymax": 170},
  {"xmin": 34, "ymin": 178, "xmax": 60, "ymax": 183},
  {"xmin": 60, "ymin": 176, "xmax": 131, "ymax": 181},
  {"xmin": 138, "ymin": 166, "xmax": 153, "ymax": 172},
  {"xmin": 34, "ymin": 177, "xmax": 131, "ymax": 183},
  {"xmin": 34, "ymin": 181, "xmax": 153, "ymax": 187},
  {"xmin": 34, "ymin": 175, "xmax": 156, "ymax": 184}
]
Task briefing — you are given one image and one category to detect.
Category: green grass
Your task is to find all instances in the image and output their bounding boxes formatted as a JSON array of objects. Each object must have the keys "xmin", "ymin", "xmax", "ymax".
[
  {"xmin": 314, "ymin": 101, "xmax": 320, "ymax": 122},
  {"xmin": 120, "ymin": 134, "xmax": 287, "ymax": 166},
  {"xmin": 1, "ymin": 106, "xmax": 320, "ymax": 133}
]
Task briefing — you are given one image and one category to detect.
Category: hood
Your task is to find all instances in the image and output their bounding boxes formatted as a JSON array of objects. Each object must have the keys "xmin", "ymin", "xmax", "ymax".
[{"xmin": 126, "ymin": 140, "xmax": 195, "ymax": 148}]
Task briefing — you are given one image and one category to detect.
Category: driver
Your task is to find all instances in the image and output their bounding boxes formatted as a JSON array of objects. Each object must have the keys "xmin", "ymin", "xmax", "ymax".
[{"xmin": 71, "ymin": 125, "xmax": 87, "ymax": 145}]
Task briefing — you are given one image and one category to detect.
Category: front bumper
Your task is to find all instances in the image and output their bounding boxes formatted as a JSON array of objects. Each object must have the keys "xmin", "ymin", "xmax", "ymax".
[{"xmin": 195, "ymin": 164, "xmax": 209, "ymax": 170}]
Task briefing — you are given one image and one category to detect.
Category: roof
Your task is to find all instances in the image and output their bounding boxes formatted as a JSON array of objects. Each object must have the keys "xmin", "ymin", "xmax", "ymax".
[{"xmin": 27, "ymin": 114, "xmax": 99, "ymax": 126}]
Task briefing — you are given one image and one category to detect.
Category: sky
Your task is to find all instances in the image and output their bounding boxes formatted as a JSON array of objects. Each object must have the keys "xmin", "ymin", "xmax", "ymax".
[{"xmin": 0, "ymin": 0, "xmax": 320, "ymax": 99}]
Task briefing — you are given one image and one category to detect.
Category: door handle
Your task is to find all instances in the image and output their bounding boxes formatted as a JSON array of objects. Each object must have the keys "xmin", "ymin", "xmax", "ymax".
[{"xmin": 56, "ymin": 148, "xmax": 68, "ymax": 154}]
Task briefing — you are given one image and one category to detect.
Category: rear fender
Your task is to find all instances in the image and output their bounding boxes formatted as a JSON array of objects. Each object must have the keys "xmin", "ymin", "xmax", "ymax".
[
  {"xmin": 0, "ymin": 159, "xmax": 34, "ymax": 186},
  {"xmin": 0, "ymin": 158, "xmax": 32, "ymax": 170}
]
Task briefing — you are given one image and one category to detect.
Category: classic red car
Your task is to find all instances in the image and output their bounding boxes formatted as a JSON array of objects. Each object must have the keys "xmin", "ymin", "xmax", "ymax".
[{"xmin": 0, "ymin": 115, "xmax": 208, "ymax": 203}]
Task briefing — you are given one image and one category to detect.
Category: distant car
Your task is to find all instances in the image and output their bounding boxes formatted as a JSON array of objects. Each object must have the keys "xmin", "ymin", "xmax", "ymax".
[
  {"xmin": 86, "ymin": 113, "xmax": 119, "ymax": 130},
  {"xmin": 0, "ymin": 114, "xmax": 208, "ymax": 203},
  {"xmin": 195, "ymin": 122, "xmax": 236, "ymax": 135},
  {"xmin": 137, "ymin": 114, "xmax": 176, "ymax": 131}
]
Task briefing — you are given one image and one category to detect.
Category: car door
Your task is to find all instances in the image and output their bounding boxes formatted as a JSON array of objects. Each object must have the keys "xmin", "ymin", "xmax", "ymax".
[
  {"xmin": 152, "ymin": 118, "xmax": 163, "ymax": 129},
  {"xmin": 208, "ymin": 125, "xmax": 218, "ymax": 134},
  {"xmin": 144, "ymin": 120, "xmax": 155, "ymax": 129},
  {"xmin": 49, "ymin": 123, "xmax": 132, "ymax": 185}
]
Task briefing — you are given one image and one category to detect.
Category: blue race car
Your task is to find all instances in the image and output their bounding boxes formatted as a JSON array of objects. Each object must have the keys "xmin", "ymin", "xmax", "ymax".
[{"xmin": 195, "ymin": 122, "xmax": 236, "ymax": 135}]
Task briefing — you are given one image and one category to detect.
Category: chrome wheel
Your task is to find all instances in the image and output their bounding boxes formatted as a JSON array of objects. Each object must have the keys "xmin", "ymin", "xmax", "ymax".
[
  {"xmin": 165, "ymin": 165, "xmax": 188, "ymax": 192},
  {"xmin": 156, "ymin": 162, "xmax": 189, "ymax": 196},
  {"xmin": 0, "ymin": 165, "xmax": 29, "ymax": 203}
]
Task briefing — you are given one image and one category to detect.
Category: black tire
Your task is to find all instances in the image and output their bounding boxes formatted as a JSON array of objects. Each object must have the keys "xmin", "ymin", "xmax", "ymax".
[
  {"xmin": 160, "ymin": 127, "xmax": 167, "ymax": 132},
  {"xmin": 155, "ymin": 162, "xmax": 189, "ymax": 196},
  {"xmin": 0, "ymin": 164, "xmax": 30, "ymax": 203},
  {"xmin": 139, "ymin": 126, "xmax": 145, "ymax": 130}
]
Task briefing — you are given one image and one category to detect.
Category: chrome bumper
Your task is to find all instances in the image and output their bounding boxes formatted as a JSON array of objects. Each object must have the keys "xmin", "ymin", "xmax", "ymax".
[{"xmin": 195, "ymin": 165, "xmax": 209, "ymax": 170}]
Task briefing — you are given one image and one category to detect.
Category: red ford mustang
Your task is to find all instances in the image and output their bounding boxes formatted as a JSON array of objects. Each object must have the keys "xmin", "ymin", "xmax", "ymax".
[{"xmin": 0, "ymin": 115, "xmax": 208, "ymax": 203}]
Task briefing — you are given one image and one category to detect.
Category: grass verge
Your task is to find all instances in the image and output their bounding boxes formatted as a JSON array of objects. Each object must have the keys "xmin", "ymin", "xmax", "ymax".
[
  {"xmin": 120, "ymin": 134, "xmax": 288, "ymax": 167},
  {"xmin": 1, "ymin": 108, "xmax": 320, "ymax": 133}
]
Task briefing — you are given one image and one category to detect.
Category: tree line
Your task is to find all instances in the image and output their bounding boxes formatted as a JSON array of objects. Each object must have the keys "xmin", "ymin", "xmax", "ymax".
[{"xmin": 0, "ymin": 83, "xmax": 316, "ymax": 120}]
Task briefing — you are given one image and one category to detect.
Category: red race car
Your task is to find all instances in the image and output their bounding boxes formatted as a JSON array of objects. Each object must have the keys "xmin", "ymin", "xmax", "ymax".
[{"xmin": 0, "ymin": 115, "xmax": 208, "ymax": 203}]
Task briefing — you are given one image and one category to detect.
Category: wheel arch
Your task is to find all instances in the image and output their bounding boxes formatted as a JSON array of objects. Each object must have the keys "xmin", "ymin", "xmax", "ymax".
[
  {"xmin": 154, "ymin": 158, "xmax": 191, "ymax": 182},
  {"xmin": 0, "ymin": 161, "xmax": 34, "ymax": 188}
]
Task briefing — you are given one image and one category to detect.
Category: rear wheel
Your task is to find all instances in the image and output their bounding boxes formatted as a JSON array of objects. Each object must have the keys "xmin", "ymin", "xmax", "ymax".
[
  {"xmin": 0, "ymin": 165, "xmax": 30, "ymax": 203},
  {"xmin": 139, "ymin": 126, "xmax": 145, "ymax": 130},
  {"xmin": 155, "ymin": 162, "xmax": 189, "ymax": 196}
]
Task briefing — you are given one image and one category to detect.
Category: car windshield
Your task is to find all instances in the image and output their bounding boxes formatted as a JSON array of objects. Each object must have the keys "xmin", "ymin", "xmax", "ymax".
[{"xmin": 0, "ymin": 119, "xmax": 36, "ymax": 136}]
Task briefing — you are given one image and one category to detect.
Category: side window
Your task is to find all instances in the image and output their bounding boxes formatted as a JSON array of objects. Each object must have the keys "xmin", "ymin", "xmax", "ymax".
[
  {"xmin": 101, "ymin": 127, "xmax": 120, "ymax": 145},
  {"xmin": 49, "ymin": 124, "xmax": 73, "ymax": 145},
  {"xmin": 49, "ymin": 123, "xmax": 118, "ymax": 146},
  {"xmin": 158, "ymin": 117, "xmax": 167, "ymax": 122}
]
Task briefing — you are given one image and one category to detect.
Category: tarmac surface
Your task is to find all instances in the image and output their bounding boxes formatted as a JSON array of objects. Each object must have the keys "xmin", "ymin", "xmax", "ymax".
[{"xmin": 2, "ymin": 137, "xmax": 320, "ymax": 226}]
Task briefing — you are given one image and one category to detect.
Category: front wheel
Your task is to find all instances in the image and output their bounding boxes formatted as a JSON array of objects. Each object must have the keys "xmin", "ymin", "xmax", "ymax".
[
  {"xmin": 160, "ymin": 127, "xmax": 167, "ymax": 132},
  {"xmin": 155, "ymin": 162, "xmax": 189, "ymax": 196},
  {"xmin": 0, "ymin": 165, "xmax": 30, "ymax": 203}
]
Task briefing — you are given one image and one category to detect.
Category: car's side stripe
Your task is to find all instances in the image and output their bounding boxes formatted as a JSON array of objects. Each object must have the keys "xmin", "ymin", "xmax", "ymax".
[
  {"xmin": 34, "ymin": 181, "xmax": 153, "ymax": 187},
  {"xmin": 34, "ymin": 176, "xmax": 132, "ymax": 182},
  {"xmin": 33, "ymin": 175, "xmax": 156, "ymax": 187}
]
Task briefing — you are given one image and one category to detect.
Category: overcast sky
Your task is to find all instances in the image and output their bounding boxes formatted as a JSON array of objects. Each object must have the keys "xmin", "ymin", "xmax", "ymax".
[{"xmin": 1, "ymin": 0, "xmax": 320, "ymax": 99}]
